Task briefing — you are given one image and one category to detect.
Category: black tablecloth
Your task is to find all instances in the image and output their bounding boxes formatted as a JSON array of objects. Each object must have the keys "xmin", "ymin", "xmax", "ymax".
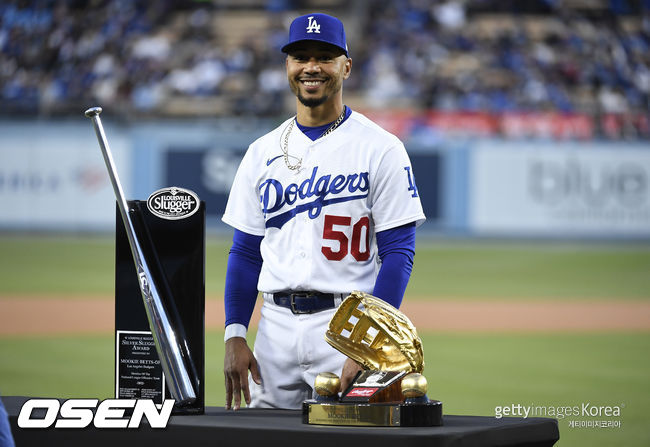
[{"xmin": 4, "ymin": 396, "xmax": 559, "ymax": 447}]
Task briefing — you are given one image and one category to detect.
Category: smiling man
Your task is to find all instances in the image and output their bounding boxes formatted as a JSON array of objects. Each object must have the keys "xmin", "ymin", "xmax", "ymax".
[
  {"xmin": 286, "ymin": 42, "xmax": 350, "ymax": 112},
  {"xmin": 221, "ymin": 13, "xmax": 426, "ymax": 410}
]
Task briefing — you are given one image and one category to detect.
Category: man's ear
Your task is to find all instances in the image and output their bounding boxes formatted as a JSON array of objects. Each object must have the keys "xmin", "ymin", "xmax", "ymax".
[{"xmin": 343, "ymin": 57, "xmax": 352, "ymax": 80}]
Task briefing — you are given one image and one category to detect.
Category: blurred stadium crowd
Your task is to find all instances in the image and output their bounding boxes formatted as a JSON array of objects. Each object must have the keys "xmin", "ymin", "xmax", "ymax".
[{"xmin": 1, "ymin": 0, "xmax": 649, "ymax": 139}]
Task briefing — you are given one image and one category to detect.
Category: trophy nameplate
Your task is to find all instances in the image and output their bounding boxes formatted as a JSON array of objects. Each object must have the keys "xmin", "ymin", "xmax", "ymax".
[
  {"xmin": 303, "ymin": 401, "xmax": 443, "ymax": 427},
  {"xmin": 302, "ymin": 291, "xmax": 443, "ymax": 427}
]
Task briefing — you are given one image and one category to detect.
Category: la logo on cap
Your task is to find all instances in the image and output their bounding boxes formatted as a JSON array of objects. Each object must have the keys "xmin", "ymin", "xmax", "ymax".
[{"xmin": 306, "ymin": 16, "xmax": 321, "ymax": 34}]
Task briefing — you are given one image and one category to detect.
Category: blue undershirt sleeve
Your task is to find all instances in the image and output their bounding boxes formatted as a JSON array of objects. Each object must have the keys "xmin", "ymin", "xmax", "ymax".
[
  {"xmin": 224, "ymin": 229, "xmax": 264, "ymax": 328},
  {"xmin": 0, "ymin": 396, "xmax": 15, "ymax": 447},
  {"xmin": 372, "ymin": 222, "xmax": 416, "ymax": 309}
]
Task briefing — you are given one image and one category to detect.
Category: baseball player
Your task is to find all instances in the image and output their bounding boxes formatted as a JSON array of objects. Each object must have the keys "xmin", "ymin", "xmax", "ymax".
[{"xmin": 222, "ymin": 12, "xmax": 425, "ymax": 410}]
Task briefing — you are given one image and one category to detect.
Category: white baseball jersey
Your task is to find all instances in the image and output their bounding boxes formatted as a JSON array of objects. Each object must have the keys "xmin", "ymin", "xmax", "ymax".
[{"xmin": 222, "ymin": 110, "xmax": 426, "ymax": 296}]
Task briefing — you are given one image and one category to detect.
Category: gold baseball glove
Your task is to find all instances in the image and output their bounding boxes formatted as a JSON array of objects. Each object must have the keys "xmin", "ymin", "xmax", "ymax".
[{"xmin": 325, "ymin": 291, "xmax": 424, "ymax": 373}]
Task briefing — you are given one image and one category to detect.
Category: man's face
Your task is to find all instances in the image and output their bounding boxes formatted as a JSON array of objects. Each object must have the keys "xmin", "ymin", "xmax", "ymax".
[{"xmin": 286, "ymin": 42, "xmax": 351, "ymax": 108}]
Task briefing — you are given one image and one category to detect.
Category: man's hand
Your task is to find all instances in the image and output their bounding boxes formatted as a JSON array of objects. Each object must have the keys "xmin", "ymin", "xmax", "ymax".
[
  {"xmin": 339, "ymin": 357, "xmax": 363, "ymax": 393},
  {"xmin": 224, "ymin": 337, "xmax": 262, "ymax": 410}
]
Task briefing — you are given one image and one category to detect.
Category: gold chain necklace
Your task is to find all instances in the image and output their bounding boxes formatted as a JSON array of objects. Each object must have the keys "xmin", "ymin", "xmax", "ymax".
[{"xmin": 281, "ymin": 108, "xmax": 346, "ymax": 171}]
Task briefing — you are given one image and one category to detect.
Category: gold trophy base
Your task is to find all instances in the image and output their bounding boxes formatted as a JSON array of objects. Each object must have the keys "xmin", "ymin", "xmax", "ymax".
[{"xmin": 302, "ymin": 400, "xmax": 443, "ymax": 427}]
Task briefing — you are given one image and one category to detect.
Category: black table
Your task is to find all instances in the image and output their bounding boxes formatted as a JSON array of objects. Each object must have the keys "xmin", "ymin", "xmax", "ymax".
[{"xmin": 4, "ymin": 396, "xmax": 559, "ymax": 447}]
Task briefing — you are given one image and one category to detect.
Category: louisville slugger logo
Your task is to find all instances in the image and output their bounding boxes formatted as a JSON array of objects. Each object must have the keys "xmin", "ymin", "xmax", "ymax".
[
  {"xmin": 260, "ymin": 166, "xmax": 369, "ymax": 229},
  {"xmin": 147, "ymin": 187, "xmax": 199, "ymax": 220}
]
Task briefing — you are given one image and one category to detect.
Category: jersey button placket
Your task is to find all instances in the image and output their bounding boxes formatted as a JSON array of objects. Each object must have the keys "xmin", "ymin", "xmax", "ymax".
[
  {"xmin": 305, "ymin": 206, "xmax": 315, "ymax": 284},
  {"xmin": 295, "ymin": 207, "xmax": 309, "ymax": 285},
  {"xmin": 297, "ymin": 142, "xmax": 314, "ymax": 285}
]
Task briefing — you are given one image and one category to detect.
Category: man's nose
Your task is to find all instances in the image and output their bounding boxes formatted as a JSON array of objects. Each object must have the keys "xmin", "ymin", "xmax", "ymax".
[{"xmin": 304, "ymin": 59, "xmax": 321, "ymax": 72}]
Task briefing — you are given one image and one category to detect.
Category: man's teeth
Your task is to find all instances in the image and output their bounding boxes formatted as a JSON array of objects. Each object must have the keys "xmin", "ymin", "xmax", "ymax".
[{"xmin": 303, "ymin": 80, "xmax": 322, "ymax": 86}]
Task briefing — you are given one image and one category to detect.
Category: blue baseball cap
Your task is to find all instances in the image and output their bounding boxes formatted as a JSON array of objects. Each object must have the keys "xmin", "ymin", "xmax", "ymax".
[{"xmin": 281, "ymin": 13, "xmax": 349, "ymax": 57}]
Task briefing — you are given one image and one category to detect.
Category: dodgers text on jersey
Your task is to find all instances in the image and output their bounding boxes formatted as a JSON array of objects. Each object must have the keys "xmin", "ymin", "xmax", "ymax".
[{"xmin": 260, "ymin": 166, "xmax": 369, "ymax": 229}]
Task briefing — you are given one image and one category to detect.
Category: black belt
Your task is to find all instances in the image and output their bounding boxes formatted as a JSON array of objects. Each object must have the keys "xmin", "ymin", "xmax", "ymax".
[{"xmin": 272, "ymin": 292, "xmax": 341, "ymax": 314}]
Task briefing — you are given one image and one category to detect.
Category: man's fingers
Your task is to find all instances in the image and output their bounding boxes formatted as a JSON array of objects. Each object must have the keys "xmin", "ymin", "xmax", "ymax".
[
  {"xmin": 250, "ymin": 358, "xmax": 262, "ymax": 385},
  {"xmin": 339, "ymin": 358, "xmax": 363, "ymax": 393},
  {"xmin": 340, "ymin": 376, "xmax": 351, "ymax": 393},
  {"xmin": 240, "ymin": 371, "xmax": 252, "ymax": 405},
  {"xmin": 231, "ymin": 373, "xmax": 242, "ymax": 410},
  {"xmin": 225, "ymin": 375, "xmax": 233, "ymax": 410}
]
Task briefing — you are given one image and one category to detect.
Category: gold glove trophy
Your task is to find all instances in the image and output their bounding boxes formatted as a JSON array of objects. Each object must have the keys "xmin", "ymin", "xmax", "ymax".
[{"xmin": 302, "ymin": 291, "xmax": 443, "ymax": 426}]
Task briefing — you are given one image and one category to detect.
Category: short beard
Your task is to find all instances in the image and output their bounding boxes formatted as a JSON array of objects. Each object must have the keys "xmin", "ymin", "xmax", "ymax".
[{"xmin": 297, "ymin": 93, "xmax": 329, "ymax": 108}]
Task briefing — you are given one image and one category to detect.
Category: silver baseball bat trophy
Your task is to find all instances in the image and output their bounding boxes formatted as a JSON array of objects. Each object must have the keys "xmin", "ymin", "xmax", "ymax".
[{"xmin": 85, "ymin": 106, "xmax": 196, "ymax": 406}]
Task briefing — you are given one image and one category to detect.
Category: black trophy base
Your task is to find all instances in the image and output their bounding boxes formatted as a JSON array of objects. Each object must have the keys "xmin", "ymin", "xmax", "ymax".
[
  {"xmin": 302, "ymin": 399, "xmax": 443, "ymax": 427},
  {"xmin": 115, "ymin": 200, "xmax": 205, "ymax": 415}
]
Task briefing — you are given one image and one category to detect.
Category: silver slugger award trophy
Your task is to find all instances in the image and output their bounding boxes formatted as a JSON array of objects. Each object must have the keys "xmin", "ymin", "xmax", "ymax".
[
  {"xmin": 85, "ymin": 107, "xmax": 201, "ymax": 411},
  {"xmin": 303, "ymin": 291, "xmax": 443, "ymax": 426}
]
